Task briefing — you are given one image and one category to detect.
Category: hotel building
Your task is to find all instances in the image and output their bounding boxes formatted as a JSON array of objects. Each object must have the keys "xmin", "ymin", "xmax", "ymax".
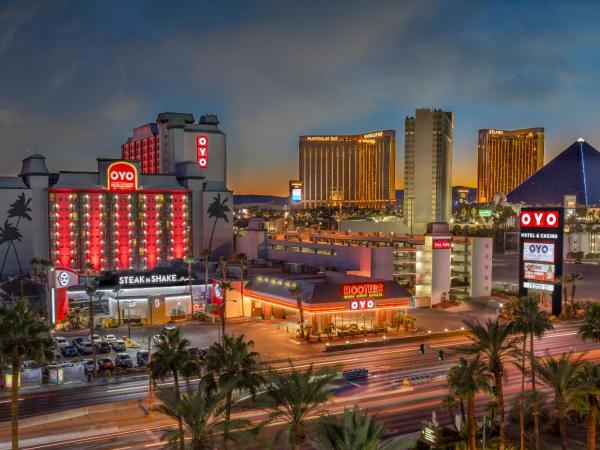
[
  {"xmin": 298, "ymin": 130, "xmax": 395, "ymax": 208},
  {"xmin": 404, "ymin": 109, "xmax": 453, "ymax": 233},
  {"xmin": 477, "ymin": 128, "xmax": 544, "ymax": 203}
]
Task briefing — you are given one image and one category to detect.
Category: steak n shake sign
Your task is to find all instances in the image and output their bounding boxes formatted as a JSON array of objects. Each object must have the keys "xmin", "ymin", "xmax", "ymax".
[
  {"xmin": 518, "ymin": 208, "xmax": 564, "ymax": 316},
  {"xmin": 114, "ymin": 271, "xmax": 189, "ymax": 287},
  {"xmin": 107, "ymin": 161, "xmax": 138, "ymax": 191}
]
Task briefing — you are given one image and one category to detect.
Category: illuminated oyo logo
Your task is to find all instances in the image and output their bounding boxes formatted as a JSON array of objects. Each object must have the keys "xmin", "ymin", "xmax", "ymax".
[
  {"xmin": 520, "ymin": 210, "xmax": 559, "ymax": 229},
  {"xmin": 107, "ymin": 162, "xmax": 138, "ymax": 191},
  {"xmin": 349, "ymin": 299, "xmax": 375, "ymax": 310},
  {"xmin": 197, "ymin": 135, "xmax": 208, "ymax": 168}
]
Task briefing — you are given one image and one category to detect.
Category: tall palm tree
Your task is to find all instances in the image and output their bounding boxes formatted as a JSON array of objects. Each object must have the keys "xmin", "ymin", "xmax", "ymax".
[
  {"xmin": 111, "ymin": 287, "xmax": 122, "ymax": 327},
  {"xmin": 513, "ymin": 296, "xmax": 553, "ymax": 450},
  {"xmin": 0, "ymin": 299, "xmax": 53, "ymax": 450},
  {"xmin": 569, "ymin": 273, "xmax": 584, "ymax": 316},
  {"xmin": 579, "ymin": 303, "xmax": 600, "ymax": 342},
  {"xmin": 149, "ymin": 328, "xmax": 192, "ymax": 450},
  {"xmin": 236, "ymin": 253, "xmax": 247, "ymax": 317},
  {"xmin": 184, "ymin": 256, "xmax": 195, "ymax": 318},
  {"xmin": 440, "ymin": 394, "xmax": 460, "ymax": 432},
  {"xmin": 289, "ymin": 283, "xmax": 306, "ymax": 340},
  {"xmin": 570, "ymin": 362, "xmax": 600, "ymax": 450},
  {"xmin": 311, "ymin": 405, "xmax": 392, "ymax": 450},
  {"xmin": 158, "ymin": 379, "xmax": 244, "ymax": 450},
  {"xmin": 86, "ymin": 284, "xmax": 98, "ymax": 377},
  {"xmin": 448, "ymin": 358, "xmax": 492, "ymax": 450},
  {"xmin": 0, "ymin": 220, "xmax": 23, "ymax": 278},
  {"xmin": 202, "ymin": 249, "xmax": 210, "ymax": 308},
  {"xmin": 219, "ymin": 256, "xmax": 228, "ymax": 281},
  {"xmin": 4, "ymin": 193, "xmax": 32, "ymax": 275},
  {"xmin": 457, "ymin": 318, "xmax": 520, "ymax": 450},
  {"xmin": 207, "ymin": 194, "xmax": 231, "ymax": 257},
  {"xmin": 264, "ymin": 363, "xmax": 337, "ymax": 450},
  {"xmin": 205, "ymin": 334, "xmax": 264, "ymax": 447},
  {"xmin": 219, "ymin": 280, "xmax": 233, "ymax": 344},
  {"xmin": 536, "ymin": 351, "xmax": 584, "ymax": 450}
]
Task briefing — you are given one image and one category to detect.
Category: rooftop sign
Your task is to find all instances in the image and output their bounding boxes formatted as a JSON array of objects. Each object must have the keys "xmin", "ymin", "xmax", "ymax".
[
  {"xmin": 342, "ymin": 282, "xmax": 384, "ymax": 300},
  {"xmin": 107, "ymin": 161, "xmax": 138, "ymax": 191}
]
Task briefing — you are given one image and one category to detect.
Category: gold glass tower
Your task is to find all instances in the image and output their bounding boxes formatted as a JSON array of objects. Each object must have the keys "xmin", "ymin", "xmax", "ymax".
[
  {"xmin": 298, "ymin": 130, "xmax": 395, "ymax": 208},
  {"xmin": 477, "ymin": 128, "xmax": 544, "ymax": 203}
]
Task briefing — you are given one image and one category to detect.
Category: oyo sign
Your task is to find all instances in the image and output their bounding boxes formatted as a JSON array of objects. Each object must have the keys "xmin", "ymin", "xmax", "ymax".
[
  {"xmin": 197, "ymin": 135, "xmax": 208, "ymax": 168},
  {"xmin": 107, "ymin": 162, "xmax": 138, "ymax": 191},
  {"xmin": 349, "ymin": 299, "xmax": 375, "ymax": 310},
  {"xmin": 342, "ymin": 282, "xmax": 384, "ymax": 300},
  {"xmin": 432, "ymin": 239, "xmax": 451, "ymax": 250},
  {"xmin": 520, "ymin": 210, "xmax": 559, "ymax": 229}
]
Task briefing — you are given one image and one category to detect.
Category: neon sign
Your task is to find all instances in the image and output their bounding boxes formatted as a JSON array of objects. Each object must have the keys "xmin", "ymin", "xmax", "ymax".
[
  {"xmin": 197, "ymin": 135, "xmax": 208, "ymax": 168},
  {"xmin": 432, "ymin": 239, "xmax": 451, "ymax": 250},
  {"xmin": 520, "ymin": 210, "xmax": 559, "ymax": 229},
  {"xmin": 107, "ymin": 162, "xmax": 138, "ymax": 191},
  {"xmin": 342, "ymin": 282, "xmax": 384, "ymax": 300},
  {"xmin": 349, "ymin": 299, "xmax": 375, "ymax": 310}
]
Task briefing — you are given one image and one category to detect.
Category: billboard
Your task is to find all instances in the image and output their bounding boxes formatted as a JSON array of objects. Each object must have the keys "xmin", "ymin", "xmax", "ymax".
[
  {"xmin": 432, "ymin": 239, "xmax": 451, "ymax": 250},
  {"xmin": 519, "ymin": 208, "xmax": 564, "ymax": 316},
  {"xmin": 197, "ymin": 135, "xmax": 208, "ymax": 168},
  {"xmin": 291, "ymin": 188, "xmax": 302, "ymax": 203},
  {"xmin": 342, "ymin": 282, "xmax": 384, "ymax": 300},
  {"xmin": 522, "ymin": 242, "xmax": 555, "ymax": 262},
  {"xmin": 107, "ymin": 161, "xmax": 138, "ymax": 191},
  {"xmin": 523, "ymin": 262, "xmax": 555, "ymax": 282}
]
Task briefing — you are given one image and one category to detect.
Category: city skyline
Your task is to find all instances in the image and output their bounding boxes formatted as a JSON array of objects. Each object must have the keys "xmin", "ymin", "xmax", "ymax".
[{"xmin": 2, "ymin": 1, "xmax": 600, "ymax": 195}]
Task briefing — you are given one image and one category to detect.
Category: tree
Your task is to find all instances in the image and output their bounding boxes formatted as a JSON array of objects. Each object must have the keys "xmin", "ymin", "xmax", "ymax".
[
  {"xmin": 391, "ymin": 313, "xmax": 404, "ymax": 333},
  {"xmin": 570, "ymin": 362, "xmax": 600, "ymax": 450},
  {"xmin": 184, "ymin": 256, "xmax": 195, "ymax": 319},
  {"xmin": 236, "ymin": 253, "xmax": 247, "ymax": 317},
  {"xmin": 457, "ymin": 318, "xmax": 520, "ymax": 450},
  {"xmin": 0, "ymin": 299, "xmax": 53, "ymax": 450},
  {"xmin": 86, "ymin": 284, "xmax": 98, "ymax": 377},
  {"xmin": 112, "ymin": 287, "xmax": 122, "ymax": 327},
  {"xmin": 513, "ymin": 296, "xmax": 553, "ymax": 450},
  {"xmin": 264, "ymin": 363, "xmax": 337, "ymax": 450},
  {"xmin": 288, "ymin": 283, "xmax": 306, "ymax": 340},
  {"xmin": 205, "ymin": 334, "xmax": 263, "ymax": 447},
  {"xmin": 569, "ymin": 273, "xmax": 584, "ymax": 317},
  {"xmin": 149, "ymin": 328, "xmax": 192, "ymax": 450},
  {"xmin": 158, "ymin": 379, "xmax": 246, "ymax": 450},
  {"xmin": 218, "ymin": 280, "xmax": 233, "ymax": 344},
  {"xmin": 202, "ymin": 249, "xmax": 210, "ymax": 308},
  {"xmin": 219, "ymin": 255, "xmax": 228, "ymax": 281},
  {"xmin": 536, "ymin": 351, "xmax": 584, "ymax": 450},
  {"xmin": 207, "ymin": 194, "xmax": 231, "ymax": 257},
  {"xmin": 0, "ymin": 219, "xmax": 23, "ymax": 278},
  {"xmin": 448, "ymin": 358, "xmax": 492, "ymax": 450},
  {"xmin": 579, "ymin": 303, "xmax": 600, "ymax": 342},
  {"xmin": 311, "ymin": 405, "xmax": 392, "ymax": 450},
  {"xmin": 440, "ymin": 394, "xmax": 460, "ymax": 432}
]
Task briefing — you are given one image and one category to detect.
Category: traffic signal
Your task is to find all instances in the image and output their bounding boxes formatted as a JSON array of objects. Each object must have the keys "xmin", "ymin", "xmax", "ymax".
[
  {"xmin": 438, "ymin": 350, "xmax": 445, "ymax": 361},
  {"xmin": 419, "ymin": 343, "xmax": 425, "ymax": 355},
  {"xmin": 491, "ymin": 385, "xmax": 497, "ymax": 397},
  {"xmin": 459, "ymin": 357, "xmax": 467, "ymax": 368}
]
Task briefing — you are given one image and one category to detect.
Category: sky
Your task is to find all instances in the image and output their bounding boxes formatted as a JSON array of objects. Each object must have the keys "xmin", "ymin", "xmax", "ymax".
[{"xmin": 1, "ymin": 0, "xmax": 600, "ymax": 195}]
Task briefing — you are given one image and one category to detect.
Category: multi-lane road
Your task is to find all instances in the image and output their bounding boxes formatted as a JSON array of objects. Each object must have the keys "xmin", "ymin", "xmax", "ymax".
[{"xmin": 4, "ymin": 323, "xmax": 597, "ymax": 449}]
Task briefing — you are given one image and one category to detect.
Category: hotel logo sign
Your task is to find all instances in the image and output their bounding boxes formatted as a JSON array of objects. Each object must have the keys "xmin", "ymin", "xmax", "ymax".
[
  {"xmin": 349, "ymin": 299, "xmax": 375, "ymax": 310},
  {"xmin": 342, "ymin": 282, "xmax": 384, "ymax": 300},
  {"xmin": 432, "ymin": 239, "xmax": 451, "ymax": 250},
  {"xmin": 107, "ymin": 161, "xmax": 138, "ymax": 191},
  {"xmin": 519, "ymin": 210, "xmax": 559, "ymax": 229},
  {"xmin": 197, "ymin": 135, "xmax": 208, "ymax": 168}
]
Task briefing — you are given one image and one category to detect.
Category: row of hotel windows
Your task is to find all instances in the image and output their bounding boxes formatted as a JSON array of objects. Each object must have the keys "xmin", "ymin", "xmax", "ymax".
[{"xmin": 268, "ymin": 244, "xmax": 337, "ymax": 256}]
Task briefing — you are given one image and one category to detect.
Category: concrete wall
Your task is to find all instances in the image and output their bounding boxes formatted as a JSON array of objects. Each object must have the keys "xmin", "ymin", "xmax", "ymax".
[
  {"xmin": 470, "ymin": 237, "xmax": 492, "ymax": 297},
  {"xmin": 0, "ymin": 189, "xmax": 36, "ymax": 280}
]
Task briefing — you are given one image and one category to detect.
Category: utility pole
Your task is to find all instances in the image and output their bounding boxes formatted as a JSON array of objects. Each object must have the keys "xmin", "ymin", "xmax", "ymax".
[{"xmin": 147, "ymin": 336, "xmax": 152, "ymax": 415}]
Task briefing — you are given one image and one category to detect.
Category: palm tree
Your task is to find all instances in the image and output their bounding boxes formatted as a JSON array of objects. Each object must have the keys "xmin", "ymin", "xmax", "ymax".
[
  {"xmin": 311, "ymin": 405, "xmax": 391, "ymax": 450},
  {"xmin": 207, "ymin": 194, "xmax": 231, "ymax": 257},
  {"xmin": 288, "ymin": 283, "xmax": 306, "ymax": 340},
  {"xmin": 569, "ymin": 273, "xmax": 584, "ymax": 316},
  {"xmin": 0, "ymin": 299, "xmax": 53, "ymax": 450},
  {"xmin": 579, "ymin": 303, "xmax": 600, "ymax": 342},
  {"xmin": 30, "ymin": 257, "xmax": 40, "ymax": 280},
  {"xmin": 448, "ymin": 358, "xmax": 492, "ymax": 450},
  {"xmin": 219, "ymin": 255, "xmax": 228, "ymax": 281},
  {"xmin": 149, "ymin": 327, "xmax": 192, "ymax": 450},
  {"xmin": 513, "ymin": 296, "xmax": 553, "ymax": 450},
  {"xmin": 536, "ymin": 351, "xmax": 584, "ymax": 450},
  {"xmin": 219, "ymin": 280, "xmax": 233, "ymax": 344},
  {"xmin": 86, "ymin": 284, "xmax": 98, "ymax": 377},
  {"xmin": 440, "ymin": 394, "xmax": 460, "ymax": 432},
  {"xmin": 158, "ymin": 379, "xmax": 243, "ymax": 450},
  {"xmin": 202, "ymin": 248, "xmax": 210, "ymax": 308},
  {"xmin": 236, "ymin": 253, "xmax": 247, "ymax": 317},
  {"xmin": 457, "ymin": 318, "xmax": 520, "ymax": 450},
  {"xmin": 556, "ymin": 274, "xmax": 572, "ymax": 318},
  {"xmin": 111, "ymin": 287, "xmax": 122, "ymax": 327},
  {"xmin": 570, "ymin": 362, "xmax": 600, "ymax": 450},
  {"xmin": 184, "ymin": 256, "xmax": 195, "ymax": 318},
  {"xmin": 0, "ymin": 220, "xmax": 23, "ymax": 278},
  {"xmin": 264, "ymin": 363, "xmax": 337, "ymax": 450},
  {"xmin": 205, "ymin": 334, "xmax": 264, "ymax": 447}
]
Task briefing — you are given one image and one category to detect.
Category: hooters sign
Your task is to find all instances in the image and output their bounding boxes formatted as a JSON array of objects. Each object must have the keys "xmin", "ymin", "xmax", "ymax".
[
  {"xmin": 107, "ymin": 162, "xmax": 138, "ymax": 191},
  {"xmin": 197, "ymin": 135, "xmax": 208, "ymax": 168},
  {"xmin": 342, "ymin": 282, "xmax": 384, "ymax": 300},
  {"xmin": 520, "ymin": 210, "xmax": 559, "ymax": 229}
]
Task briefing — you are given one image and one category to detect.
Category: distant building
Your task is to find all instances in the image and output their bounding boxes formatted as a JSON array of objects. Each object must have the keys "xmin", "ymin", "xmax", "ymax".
[
  {"xmin": 452, "ymin": 186, "xmax": 477, "ymax": 208},
  {"xmin": 477, "ymin": 128, "xmax": 544, "ymax": 203},
  {"xmin": 298, "ymin": 131, "xmax": 395, "ymax": 208},
  {"xmin": 404, "ymin": 108, "xmax": 453, "ymax": 233}
]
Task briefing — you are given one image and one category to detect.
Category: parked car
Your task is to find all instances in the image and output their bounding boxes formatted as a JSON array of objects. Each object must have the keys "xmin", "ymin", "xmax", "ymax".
[
  {"xmin": 189, "ymin": 347, "xmax": 209, "ymax": 361},
  {"xmin": 95, "ymin": 341, "xmax": 111, "ymax": 354},
  {"xmin": 152, "ymin": 334, "xmax": 162, "ymax": 346},
  {"xmin": 160, "ymin": 325, "xmax": 178, "ymax": 336},
  {"xmin": 78, "ymin": 342, "xmax": 94, "ymax": 355},
  {"xmin": 54, "ymin": 336, "xmax": 69, "ymax": 349},
  {"xmin": 72, "ymin": 337, "xmax": 86, "ymax": 348},
  {"xmin": 90, "ymin": 335, "xmax": 103, "ymax": 345},
  {"xmin": 104, "ymin": 334, "xmax": 117, "ymax": 344},
  {"xmin": 81, "ymin": 359, "xmax": 95, "ymax": 374},
  {"xmin": 136, "ymin": 350, "xmax": 149, "ymax": 366},
  {"xmin": 111, "ymin": 339, "xmax": 126, "ymax": 352},
  {"xmin": 97, "ymin": 357, "xmax": 115, "ymax": 371},
  {"xmin": 61, "ymin": 345, "xmax": 78, "ymax": 358},
  {"xmin": 115, "ymin": 353, "xmax": 133, "ymax": 368}
]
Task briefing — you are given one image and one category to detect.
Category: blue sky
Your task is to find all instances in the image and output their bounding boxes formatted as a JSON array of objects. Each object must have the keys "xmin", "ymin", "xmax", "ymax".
[{"xmin": 1, "ymin": 0, "xmax": 600, "ymax": 194}]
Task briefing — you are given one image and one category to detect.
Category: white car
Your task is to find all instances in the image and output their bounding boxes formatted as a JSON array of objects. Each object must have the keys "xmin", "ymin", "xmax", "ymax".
[
  {"xmin": 90, "ymin": 335, "xmax": 103, "ymax": 344},
  {"xmin": 54, "ymin": 336, "xmax": 69, "ymax": 349},
  {"xmin": 152, "ymin": 334, "xmax": 162, "ymax": 346},
  {"xmin": 104, "ymin": 334, "xmax": 117, "ymax": 344}
]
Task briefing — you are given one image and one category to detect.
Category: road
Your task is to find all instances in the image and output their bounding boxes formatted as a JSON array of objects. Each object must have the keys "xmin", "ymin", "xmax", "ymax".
[{"xmin": 5, "ymin": 324, "xmax": 597, "ymax": 449}]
